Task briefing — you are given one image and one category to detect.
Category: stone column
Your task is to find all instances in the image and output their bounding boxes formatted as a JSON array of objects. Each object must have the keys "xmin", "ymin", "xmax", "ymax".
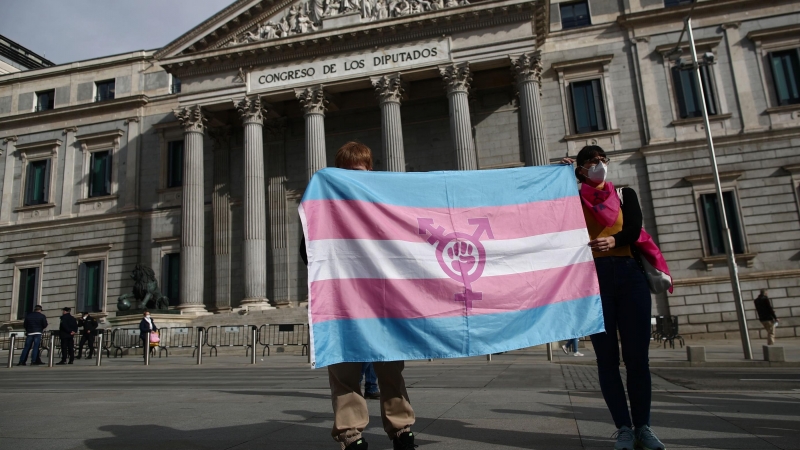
[
  {"xmin": 173, "ymin": 105, "xmax": 207, "ymax": 314},
  {"xmin": 511, "ymin": 52, "xmax": 548, "ymax": 166},
  {"xmin": 0, "ymin": 136, "xmax": 18, "ymax": 224},
  {"xmin": 121, "ymin": 117, "xmax": 140, "ymax": 210},
  {"xmin": 266, "ymin": 120, "xmax": 290, "ymax": 306},
  {"xmin": 295, "ymin": 85, "xmax": 328, "ymax": 180},
  {"xmin": 235, "ymin": 96, "xmax": 271, "ymax": 308},
  {"xmin": 209, "ymin": 127, "xmax": 232, "ymax": 312},
  {"xmin": 440, "ymin": 63, "xmax": 478, "ymax": 171},
  {"xmin": 722, "ymin": 22, "xmax": 760, "ymax": 133},
  {"xmin": 372, "ymin": 73, "xmax": 407, "ymax": 172},
  {"xmin": 632, "ymin": 36, "xmax": 667, "ymax": 144},
  {"xmin": 59, "ymin": 127, "xmax": 78, "ymax": 217}
]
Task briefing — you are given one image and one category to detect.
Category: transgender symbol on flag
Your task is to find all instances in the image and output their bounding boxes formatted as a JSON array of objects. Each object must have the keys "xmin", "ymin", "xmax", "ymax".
[{"xmin": 417, "ymin": 218, "xmax": 494, "ymax": 310}]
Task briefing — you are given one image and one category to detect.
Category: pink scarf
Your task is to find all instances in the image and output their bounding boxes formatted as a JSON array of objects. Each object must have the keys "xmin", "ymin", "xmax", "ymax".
[
  {"xmin": 580, "ymin": 181, "xmax": 620, "ymax": 228},
  {"xmin": 580, "ymin": 182, "xmax": 673, "ymax": 293}
]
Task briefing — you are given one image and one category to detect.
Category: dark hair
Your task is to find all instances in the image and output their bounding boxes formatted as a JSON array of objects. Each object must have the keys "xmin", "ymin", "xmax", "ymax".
[
  {"xmin": 34, "ymin": 305, "xmax": 42, "ymax": 311},
  {"xmin": 574, "ymin": 145, "xmax": 607, "ymax": 182},
  {"xmin": 335, "ymin": 141, "xmax": 373, "ymax": 170},
  {"xmin": 760, "ymin": 289, "xmax": 767, "ymax": 295},
  {"xmin": 143, "ymin": 310, "xmax": 150, "ymax": 315},
  {"xmin": 62, "ymin": 307, "xmax": 71, "ymax": 313}
]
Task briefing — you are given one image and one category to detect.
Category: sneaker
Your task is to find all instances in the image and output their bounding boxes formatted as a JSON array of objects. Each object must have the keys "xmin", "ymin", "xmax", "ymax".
[
  {"xmin": 561, "ymin": 344, "xmax": 569, "ymax": 354},
  {"xmin": 16, "ymin": 362, "xmax": 26, "ymax": 366},
  {"xmin": 393, "ymin": 431, "xmax": 418, "ymax": 450},
  {"xmin": 573, "ymin": 352, "xmax": 584, "ymax": 357},
  {"xmin": 635, "ymin": 425, "xmax": 665, "ymax": 450},
  {"xmin": 56, "ymin": 361, "xmax": 67, "ymax": 365},
  {"xmin": 612, "ymin": 426, "xmax": 635, "ymax": 450},
  {"xmin": 31, "ymin": 361, "xmax": 43, "ymax": 366},
  {"xmin": 364, "ymin": 390, "xmax": 381, "ymax": 400},
  {"xmin": 344, "ymin": 438, "xmax": 368, "ymax": 450}
]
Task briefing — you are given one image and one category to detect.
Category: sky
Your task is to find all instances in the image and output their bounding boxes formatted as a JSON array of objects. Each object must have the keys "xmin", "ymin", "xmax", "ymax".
[{"xmin": 0, "ymin": 0, "xmax": 233, "ymax": 65}]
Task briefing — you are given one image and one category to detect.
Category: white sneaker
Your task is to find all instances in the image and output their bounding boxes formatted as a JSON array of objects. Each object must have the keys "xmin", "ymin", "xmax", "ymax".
[
  {"xmin": 573, "ymin": 352, "xmax": 584, "ymax": 357},
  {"xmin": 561, "ymin": 345, "xmax": 568, "ymax": 354}
]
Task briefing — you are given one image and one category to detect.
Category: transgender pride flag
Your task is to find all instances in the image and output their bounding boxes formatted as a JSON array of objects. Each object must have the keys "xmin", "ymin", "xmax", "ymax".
[{"xmin": 299, "ymin": 165, "xmax": 604, "ymax": 368}]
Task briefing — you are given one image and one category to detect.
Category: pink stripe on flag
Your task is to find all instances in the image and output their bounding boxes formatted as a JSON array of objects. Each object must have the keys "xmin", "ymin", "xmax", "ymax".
[
  {"xmin": 310, "ymin": 261, "xmax": 599, "ymax": 323},
  {"xmin": 303, "ymin": 197, "xmax": 585, "ymax": 242}
]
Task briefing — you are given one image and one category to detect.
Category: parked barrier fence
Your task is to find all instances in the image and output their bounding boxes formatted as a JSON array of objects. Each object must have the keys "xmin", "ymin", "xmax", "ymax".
[
  {"xmin": 257, "ymin": 323, "xmax": 309, "ymax": 356},
  {"xmin": 41, "ymin": 330, "xmax": 112, "ymax": 360},
  {"xmin": 156, "ymin": 327, "xmax": 199, "ymax": 358},
  {"xmin": 111, "ymin": 328, "xmax": 146, "ymax": 357},
  {"xmin": 0, "ymin": 331, "xmax": 26, "ymax": 352},
  {"xmin": 204, "ymin": 325, "xmax": 255, "ymax": 357}
]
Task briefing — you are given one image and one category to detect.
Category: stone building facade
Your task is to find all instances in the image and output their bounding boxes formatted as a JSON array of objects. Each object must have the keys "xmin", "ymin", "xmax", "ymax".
[{"xmin": 1, "ymin": 0, "xmax": 799, "ymax": 338}]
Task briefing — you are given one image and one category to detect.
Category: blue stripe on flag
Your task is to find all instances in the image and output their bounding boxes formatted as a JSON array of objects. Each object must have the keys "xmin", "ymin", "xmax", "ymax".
[
  {"xmin": 310, "ymin": 294, "xmax": 604, "ymax": 368},
  {"xmin": 302, "ymin": 165, "xmax": 577, "ymax": 208}
]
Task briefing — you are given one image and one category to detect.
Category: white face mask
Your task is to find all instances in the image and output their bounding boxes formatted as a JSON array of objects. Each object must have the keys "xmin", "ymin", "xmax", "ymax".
[{"xmin": 586, "ymin": 162, "xmax": 608, "ymax": 184}]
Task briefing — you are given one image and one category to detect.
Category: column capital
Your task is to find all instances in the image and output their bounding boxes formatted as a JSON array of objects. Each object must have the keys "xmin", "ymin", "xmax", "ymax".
[
  {"xmin": 234, "ymin": 95, "xmax": 267, "ymax": 125},
  {"xmin": 2, "ymin": 135, "xmax": 18, "ymax": 144},
  {"xmin": 510, "ymin": 52, "xmax": 544, "ymax": 87},
  {"xmin": 295, "ymin": 85, "xmax": 328, "ymax": 115},
  {"xmin": 62, "ymin": 127, "xmax": 78, "ymax": 135},
  {"xmin": 721, "ymin": 22, "xmax": 741, "ymax": 30},
  {"xmin": 124, "ymin": 117, "xmax": 140, "ymax": 125},
  {"xmin": 372, "ymin": 73, "xmax": 406, "ymax": 104},
  {"xmin": 633, "ymin": 35, "xmax": 650, "ymax": 44},
  {"xmin": 440, "ymin": 63, "xmax": 472, "ymax": 94},
  {"xmin": 174, "ymin": 105, "xmax": 207, "ymax": 133}
]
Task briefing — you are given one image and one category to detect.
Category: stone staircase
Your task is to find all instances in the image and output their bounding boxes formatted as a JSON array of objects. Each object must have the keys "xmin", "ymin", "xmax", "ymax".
[{"xmin": 190, "ymin": 305, "xmax": 309, "ymax": 328}]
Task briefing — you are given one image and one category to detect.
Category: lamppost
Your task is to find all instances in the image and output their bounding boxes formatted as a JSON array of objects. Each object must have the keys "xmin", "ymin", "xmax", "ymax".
[{"xmin": 667, "ymin": 16, "xmax": 753, "ymax": 360}]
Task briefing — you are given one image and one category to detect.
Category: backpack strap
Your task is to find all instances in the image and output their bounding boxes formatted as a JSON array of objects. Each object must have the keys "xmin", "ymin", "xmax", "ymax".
[{"xmin": 616, "ymin": 187, "xmax": 624, "ymax": 205}]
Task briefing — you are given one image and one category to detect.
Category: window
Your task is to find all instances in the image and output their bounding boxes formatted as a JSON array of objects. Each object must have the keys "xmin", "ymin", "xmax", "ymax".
[
  {"xmin": 35, "ymin": 90, "xmax": 55, "ymax": 112},
  {"xmin": 769, "ymin": 49, "xmax": 800, "ymax": 106},
  {"xmin": 166, "ymin": 141, "xmax": 183, "ymax": 188},
  {"xmin": 665, "ymin": 0, "xmax": 693, "ymax": 7},
  {"xmin": 700, "ymin": 191, "xmax": 745, "ymax": 256},
  {"xmin": 570, "ymin": 79, "xmax": 607, "ymax": 134},
  {"xmin": 162, "ymin": 253, "xmax": 180, "ymax": 306},
  {"xmin": 24, "ymin": 159, "xmax": 51, "ymax": 206},
  {"xmin": 170, "ymin": 77, "xmax": 182, "ymax": 94},
  {"xmin": 77, "ymin": 261, "xmax": 104, "ymax": 313},
  {"xmin": 88, "ymin": 150, "xmax": 112, "ymax": 197},
  {"xmin": 95, "ymin": 79, "xmax": 115, "ymax": 102},
  {"xmin": 672, "ymin": 65, "xmax": 718, "ymax": 119},
  {"xmin": 560, "ymin": 1, "xmax": 590, "ymax": 30},
  {"xmin": 16, "ymin": 267, "xmax": 39, "ymax": 320}
]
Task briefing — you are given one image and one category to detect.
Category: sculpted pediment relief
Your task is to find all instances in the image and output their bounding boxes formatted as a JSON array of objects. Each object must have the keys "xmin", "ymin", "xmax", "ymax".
[{"xmin": 226, "ymin": 0, "xmax": 471, "ymax": 47}]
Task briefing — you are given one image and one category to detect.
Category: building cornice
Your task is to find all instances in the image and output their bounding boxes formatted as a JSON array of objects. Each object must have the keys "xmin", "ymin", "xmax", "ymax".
[
  {"xmin": 0, "ymin": 51, "xmax": 154, "ymax": 87},
  {"xmin": 617, "ymin": 0, "xmax": 795, "ymax": 30},
  {"xmin": 746, "ymin": 23, "xmax": 800, "ymax": 42},
  {"xmin": 159, "ymin": 0, "xmax": 544, "ymax": 78},
  {"xmin": 654, "ymin": 37, "xmax": 723, "ymax": 55},
  {"xmin": 0, "ymin": 96, "xmax": 150, "ymax": 132},
  {"xmin": 551, "ymin": 54, "xmax": 614, "ymax": 72},
  {"xmin": 673, "ymin": 269, "xmax": 800, "ymax": 287},
  {"xmin": 640, "ymin": 126, "xmax": 800, "ymax": 156}
]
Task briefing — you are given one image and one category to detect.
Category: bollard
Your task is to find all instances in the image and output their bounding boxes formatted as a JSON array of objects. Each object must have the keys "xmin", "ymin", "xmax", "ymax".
[
  {"xmin": 95, "ymin": 335, "xmax": 103, "ymax": 367},
  {"xmin": 48, "ymin": 334, "xmax": 55, "ymax": 367},
  {"xmin": 251, "ymin": 326, "xmax": 257, "ymax": 365},
  {"xmin": 687, "ymin": 346, "xmax": 706, "ymax": 363},
  {"xmin": 144, "ymin": 332, "xmax": 150, "ymax": 366},
  {"xmin": 763, "ymin": 345, "xmax": 786, "ymax": 363},
  {"xmin": 7, "ymin": 335, "xmax": 16, "ymax": 368},
  {"xmin": 196, "ymin": 327, "xmax": 204, "ymax": 365},
  {"xmin": 546, "ymin": 342, "xmax": 553, "ymax": 362},
  {"xmin": 486, "ymin": 354, "xmax": 492, "ymax": 362}
]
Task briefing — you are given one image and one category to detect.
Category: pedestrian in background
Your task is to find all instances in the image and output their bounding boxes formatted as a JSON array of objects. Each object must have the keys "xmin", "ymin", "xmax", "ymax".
[
  {"xmin": 139, "ymin": 310, "xmax": 158, "ymax": 359},
  {"xmin": 754, "ymin": 289, "xmax": 779, "ymax": 345},
  {"xmin": 56, "ymin": 307, "xmax": 78, "ymax": 365},
  {"xmin": 564, "ymin": 145, "xmax": 665, "ymax": 450},
  {"xmin": 561, "ymin": 338, "xmax": 584, "ymax": 357},
  {"xmin": 76, "ymin": 312, "xmax": 99, "ymax": 359},
  {"xmin": 361, "ymin": 362, "xmax": 380, "ymax": 399},
  {"xmin": 17, "ymin": 305, "xmax": 47, "ymax": 366}
]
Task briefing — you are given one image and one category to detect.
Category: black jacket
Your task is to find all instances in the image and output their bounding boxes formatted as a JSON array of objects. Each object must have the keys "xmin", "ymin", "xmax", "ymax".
[
  {"xmin": 23, "ymin": 311, "xmax": 48, "ymax": 335},
  {"xmin": 59, "ymin": 314, "xmax": 79, "ymax": 336},
  {"xmin": 754, "ymin": 295, "xmax": 777, "ymax": 322},
  {"xmin": 78, "ymin": 316, "xmax": 99, "ymax": 336},
  {"xmin": 139, "ymin": 317, "xmax": 158, "ymax": 338}
]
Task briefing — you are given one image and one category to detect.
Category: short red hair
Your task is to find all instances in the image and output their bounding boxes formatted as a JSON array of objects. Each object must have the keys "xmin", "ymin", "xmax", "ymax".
[{"xmin": 335, "ymin": 141, "xmax": 373, "ymax": 170}]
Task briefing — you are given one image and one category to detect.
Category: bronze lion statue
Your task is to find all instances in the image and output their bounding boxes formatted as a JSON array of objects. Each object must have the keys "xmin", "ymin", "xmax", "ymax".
[{"xmin": 117, "ymin": 264, "xmax": 170, "ymax": 311}]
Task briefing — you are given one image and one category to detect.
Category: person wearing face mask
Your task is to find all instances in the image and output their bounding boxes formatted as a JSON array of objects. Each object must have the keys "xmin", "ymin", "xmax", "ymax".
[
  {"xmin": 76, "ymin": 312, "xmax": 99, "ymax": 359},
  {"xmin": 138, "ymin": 310, "xmax": 158, "ymax": 360},
  {"xmin": 300, "ymin": 142, "xmax": 417, "ymax": 450},
  {"xmin": 563, "ymin": 146, "xmax": 665, "ymax": 450}
]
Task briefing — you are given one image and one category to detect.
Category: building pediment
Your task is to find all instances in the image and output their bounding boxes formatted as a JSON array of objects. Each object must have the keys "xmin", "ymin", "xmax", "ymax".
[{"xmin": 156, "ymin": 0, "xmax": 546, "ymax": 67}]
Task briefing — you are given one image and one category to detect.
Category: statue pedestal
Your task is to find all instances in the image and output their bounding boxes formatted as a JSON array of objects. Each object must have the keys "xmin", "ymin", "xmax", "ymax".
[{"xmin": 106, "ymin": 313, "xmax": 196, "ymax": 329}]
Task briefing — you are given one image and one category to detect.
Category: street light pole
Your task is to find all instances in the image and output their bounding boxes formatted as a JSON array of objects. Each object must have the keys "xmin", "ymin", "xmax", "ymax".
[{"xmin": 685, "ymin": 17, "xmax": 752, "ymax": 359}]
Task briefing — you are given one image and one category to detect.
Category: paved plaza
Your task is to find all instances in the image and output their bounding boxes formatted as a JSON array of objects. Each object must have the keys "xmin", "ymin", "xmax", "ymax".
[{"xmin": 1, "ymin": 339, "xmax": 799, "ymax": 450}]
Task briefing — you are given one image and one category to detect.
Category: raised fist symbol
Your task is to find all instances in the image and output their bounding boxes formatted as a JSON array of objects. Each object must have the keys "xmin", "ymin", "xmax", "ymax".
[{"xmin": 447, "ymin": 241, "xmax": 476, "ymax": 274}]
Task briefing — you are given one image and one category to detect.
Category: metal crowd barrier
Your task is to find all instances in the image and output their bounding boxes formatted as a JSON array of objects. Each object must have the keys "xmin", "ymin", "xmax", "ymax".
[
  {"xmin": 111, "ymin": 327, "xmax": 146, "ymax": 357},
  {"xmin": 257, "ymin": 323, "xmax": 309, "ymax": 356},
  {"xmin": 0, "ymin": 331, "xmax": 26, "ymax": 351},
  {"xmin": 156, "ymin": 326, "xmax": 199, "ymax": 358},
  {"xmin": 204, "ymin": 325, "xmax": 255, "ymax": 357}
]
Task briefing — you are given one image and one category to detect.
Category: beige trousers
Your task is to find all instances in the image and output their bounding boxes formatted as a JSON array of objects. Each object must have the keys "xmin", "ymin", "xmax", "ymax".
[
  {"xmin": 761, "ymin": 320, "xmax": 776, "ymax": 345},
  {"xmin": 328, "ymin": 361, "xmax": 415, "ymax": 447}
]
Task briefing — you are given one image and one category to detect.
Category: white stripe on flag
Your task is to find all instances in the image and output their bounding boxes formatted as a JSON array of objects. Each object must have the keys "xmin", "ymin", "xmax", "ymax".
[{"xmin": 307, "ymin": 228, "xmax": 593, "ymax": 282}]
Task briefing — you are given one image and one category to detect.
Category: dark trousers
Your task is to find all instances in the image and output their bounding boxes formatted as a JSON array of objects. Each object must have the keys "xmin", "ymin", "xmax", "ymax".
[
  {"xmin": 77, "ymin": 334, "xmax": 95, "ymax": 358},
  {"xmin": 590, "ymin": 256, "xmax": 653, "ymax": 429},
  {"xmin": 19, "ymin": 334, "xmax": 42, "ymax": 364},
  {"xmin": 60, "ymin": 334, "xmax": 75, "ymax": 362}
]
